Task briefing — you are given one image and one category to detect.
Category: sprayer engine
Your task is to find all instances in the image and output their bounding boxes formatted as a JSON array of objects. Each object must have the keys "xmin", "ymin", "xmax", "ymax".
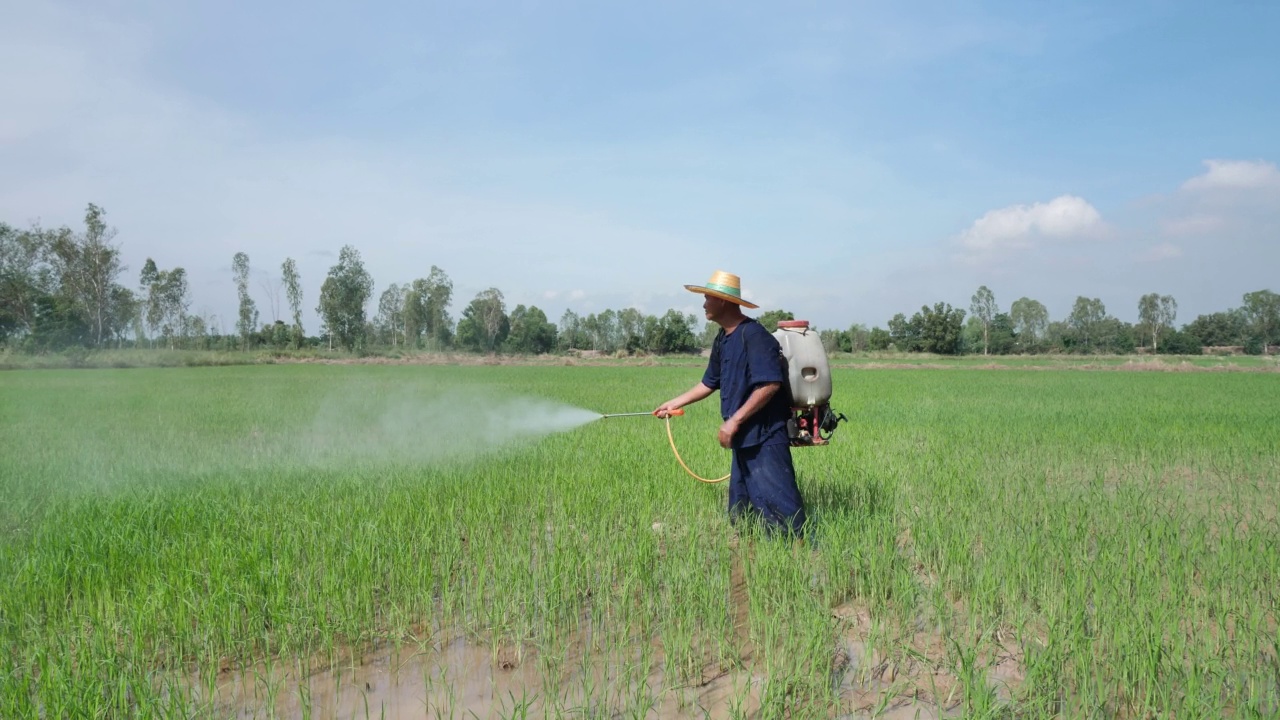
[
  {"xmin": 786, "ymin": 403, "xmax": 846, "ymax": 446},
  {"xmin": 773, "ymin": 320, "xmax": 847, "ymax": 447}
]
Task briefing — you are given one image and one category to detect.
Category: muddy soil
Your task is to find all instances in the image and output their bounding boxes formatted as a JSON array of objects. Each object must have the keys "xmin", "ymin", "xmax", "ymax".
[{"xmin": 194, "ymin": 554, "xmax": 1021, "ymax": 719}]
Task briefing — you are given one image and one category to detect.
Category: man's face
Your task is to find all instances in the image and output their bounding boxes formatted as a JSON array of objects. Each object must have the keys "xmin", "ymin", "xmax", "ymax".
[{"xmin": 703, "ymin": 295, "xmax": 728, "ymax": 324}]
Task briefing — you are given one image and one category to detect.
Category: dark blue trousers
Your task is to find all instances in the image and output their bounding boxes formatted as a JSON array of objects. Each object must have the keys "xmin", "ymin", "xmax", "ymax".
[{"xmin": 728, "ymin": 441, "xmax": 807, "ymax": 536}]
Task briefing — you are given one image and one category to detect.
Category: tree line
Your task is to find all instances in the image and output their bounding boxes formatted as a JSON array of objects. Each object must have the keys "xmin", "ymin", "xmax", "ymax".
[
  {"xmin": 810, "ymin": 286, "xmax": 1278, "ymax": 356},
  {"xmin": 0, "ymin": 205, "xmax": 703, "ymax": 355},
  {"xmin": 2, "ymin": 205, "xmax": 1277, "ymax": 356}
]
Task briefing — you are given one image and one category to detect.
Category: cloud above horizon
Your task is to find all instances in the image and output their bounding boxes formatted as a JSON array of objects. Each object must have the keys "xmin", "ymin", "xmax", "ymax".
[
  {"xmin": 957, "ymin": 195, "xmax": 1104, "ymax": 260},
  {"xmin": 1181, "ymin": 159, "xmax": 1280, "ymax": 192}
]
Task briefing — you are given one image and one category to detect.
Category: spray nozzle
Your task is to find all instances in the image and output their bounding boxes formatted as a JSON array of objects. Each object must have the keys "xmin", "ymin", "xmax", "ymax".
[{"xmin": 600, "ymin": 409, "xmax": 684, "ymax": 419}]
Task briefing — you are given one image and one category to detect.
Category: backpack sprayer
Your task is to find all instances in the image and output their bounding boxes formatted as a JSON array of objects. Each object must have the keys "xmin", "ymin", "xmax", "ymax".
[
  {"xmin": 773, "ymin": 320, "xmax": 847, "ymax": 447},
  {"xmin": 601, "ymin": 319, "xmax": 845, "ymax": 483}
]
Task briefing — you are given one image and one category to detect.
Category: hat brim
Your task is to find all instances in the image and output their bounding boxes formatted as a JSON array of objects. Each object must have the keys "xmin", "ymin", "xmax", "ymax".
[{"xmin": 684, "ymin": 285, "xmax": 759, "ymax": 309}]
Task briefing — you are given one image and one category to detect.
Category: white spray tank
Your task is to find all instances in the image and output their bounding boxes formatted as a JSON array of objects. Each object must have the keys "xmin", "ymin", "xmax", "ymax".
[{"xmin": 772, "ymin": 320, "xmax": 844, "ymax": 445}]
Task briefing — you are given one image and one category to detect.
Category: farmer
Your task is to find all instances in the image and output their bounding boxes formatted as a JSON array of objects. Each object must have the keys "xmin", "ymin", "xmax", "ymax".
[{"xmin": 655, "ymin": 270, "xmax": 807, "ymax": 536}]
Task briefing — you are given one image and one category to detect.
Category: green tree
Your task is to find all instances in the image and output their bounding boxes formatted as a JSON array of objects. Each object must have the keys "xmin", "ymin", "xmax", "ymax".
[
  {"xmin": 398, "ymin": 270, "xmax": 454, "ymax": 350},
  {"xmin": 93, "ymin": 284, "xmax": 139, "ymax": 349},
  {"xmin": 557, "ymin": 309, "xmax": 587, "ymax": 351},
  {"xmin": 139, "ymin": 258, "xmax": 161, "ymax": 344},
  {"xmin": 617, "ymin": 307, "xmax": 647, "ymax": 352},
  {"xmin": 268, "ymin": 320, "xmax": 290, "ymax": 348},
  {"xmin": 1095, "ymin": 316, "xmax": 1136, "ymax": 354},
  {"xmin": 913, "ymin": 302, "xmax": 965, "ymax": 355},
  {"xmin": 1067, "ymin": 297, "xmax": 1107, "ymax": 353},
  {"xmin": 969, "ymin": 285, "xmax": 997, "ymax": 355},
  {"xmin": 27, "ymin": 290, "xmax": 91, "ymax": 349},
  {"xmin": 757, "ymin": 309, "xmax": 794, "ymax": 333},
  {"xmin": 1044, "ymin": 321, "xmax": 1069, "ymax": 352},
  {"xmin": 1184, "ymin": 310, "xmax": 1246, "ymax": 348},
  {"xmin": 966, "ymin": 312, "xmax": 1015, "ymax": 355},
  {"xmin": 45, "ymin": 204, "xmax": 126, "ymax": 346},
  {"xmin": 402, "ymin": 283, "xmax": 425, "ymax": 347},
  {"xmin": 456, "ymin": 288, "xmax": 509, "ymax": 353},
  {"xmin": 281, "ymin": 258, "xmax": 304, "ymax": 347},
  {"xmin": 316, "ymin": 245, "xmax": 374, "ymax": 351},
  {"xmin": 868, "ymin": 327, "xmax": 891, "ymax": 351},
  {"xmin": 375, "ymin": 283, "xmax": 404, "ymax": 347},
  {"xmin": 582, "ymin": 310, "xmax": 619, "ymax": 352},
  {"xmin": 1160, "ymin": 329, "xmax": 1203, "ymax": 355},
  {"xmin": 699, "ymin": 320, "xmax": 720, "ymax": 349},
  {"xmin": 184, "ymin": 313, "xmax": 208, "ymax": 350},
  {"xmin": 232, "ymin": 252, "xmax": 258, "ymax": 350},
  {"xmin": 0, "ymin": 223, "xmax": 51, "ymax": 342},
  {"xmin": 140, "ymin": 259, "xmax": 189, "ymax": 348},
  {"xmin": 421, "ymin": 266, "xmax": 454, "ymax": 350},
  {"xmin": 819, "ymin": 329, "xmax": 851, "ymax": 353},
  {"xmin": 504, "ymin": 304, "xmax": 557, "ymax": 354},
  {"xmin": 650, "ymin": 310, "xmax": 700, "ymax": 353},
  {"xmin": 847, "ymin": 324, "xmax": 870, "ymax": 352},
  {"xmin": 988, "ymin": 312, "xmax": 1016, "ymax": 355},
  {"xmin": 1137, "ymin": 293, "xmax": 1177, "ymax": 352},
  {"xmin": 887, "ymin": 312, "xmax": 921, "ymax": 351},
  {"xmin": 157, "ymin": 268, "xmax": 189, "ymax": 348},
  {"xmin": 1009, "ymin": 297, "xmax": 1049, "ymax": 352},
  {"xmin": 1241, "ymin": 289, "xmax": 1280, "ymax": 351}
]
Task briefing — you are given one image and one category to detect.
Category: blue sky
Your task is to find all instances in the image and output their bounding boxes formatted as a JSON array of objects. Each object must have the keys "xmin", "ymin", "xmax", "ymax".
[{"xmin": 2, "ymin": 1, "xmax": 1278, "ymax": 334}]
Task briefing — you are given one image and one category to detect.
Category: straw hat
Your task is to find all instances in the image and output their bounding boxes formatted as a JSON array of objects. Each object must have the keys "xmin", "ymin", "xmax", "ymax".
[{"xmin": 684, "ymin": 270, "xmax": 759, "ymax": 309}]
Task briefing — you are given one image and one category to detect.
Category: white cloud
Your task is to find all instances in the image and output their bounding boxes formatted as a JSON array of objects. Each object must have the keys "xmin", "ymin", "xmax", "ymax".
[
  {"xmin": 568, "ymin": 290, "xmax": 586, "ymax": 300},
  {"xmin": 958, "ymin": 195, "xmax": 1103, "ymax": 253},
  {"xmin": 1181, "ymin": 159, "xmax": 1280, "ymax": 192},
  {"xmin": 1152, "ymin": 159, "xmax": 1280, "ymax": 247},
  {"xmin": 1136, "ymin": 242, "xmax": 1183, "ymax": 262}
]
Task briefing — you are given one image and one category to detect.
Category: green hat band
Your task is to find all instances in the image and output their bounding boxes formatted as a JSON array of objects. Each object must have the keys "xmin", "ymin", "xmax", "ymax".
[{"xmin": 705, "ymin": 282, "xmax": 742, "ymax": 298}]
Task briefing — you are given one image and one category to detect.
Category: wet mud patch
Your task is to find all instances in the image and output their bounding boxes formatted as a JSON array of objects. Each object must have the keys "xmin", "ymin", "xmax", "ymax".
[
  {"xmin": 193, "ymin": 552, "xmax": 981, "ymax": 719},
  {"xmin": 830, "ymin": 603, "xmax": 1025, "ymax": 718},
  {"xmin": 187, "ymin": 621, "xmax": 772, "ymax": 719}
]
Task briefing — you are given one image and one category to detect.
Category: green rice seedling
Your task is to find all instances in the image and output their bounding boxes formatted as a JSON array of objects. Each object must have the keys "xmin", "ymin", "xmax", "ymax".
[{"xmin": 2, "ymin": 364, "xmax": 1278, "ymax": 717}]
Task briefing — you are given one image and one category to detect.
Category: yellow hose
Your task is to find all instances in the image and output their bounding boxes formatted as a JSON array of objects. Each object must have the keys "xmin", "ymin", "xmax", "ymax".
[{"xmin": 664, "ymin": 416, "xmax": 730, "ymax": 484}]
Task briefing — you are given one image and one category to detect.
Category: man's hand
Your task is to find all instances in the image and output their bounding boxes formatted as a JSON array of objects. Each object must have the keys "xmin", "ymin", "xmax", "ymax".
[
  {"xmin": 654, "ymin": 401, "xmax": 681, "ymax": 418},
  {"xmin": 656, "ymin": 383, "xmax": 713, "ymax": 419},
  {"xmin": 718, "ymin": 417, "xmax": 741, "ymax": 448}
]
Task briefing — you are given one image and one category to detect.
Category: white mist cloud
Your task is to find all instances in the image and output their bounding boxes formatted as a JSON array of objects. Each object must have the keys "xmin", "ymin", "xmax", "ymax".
[{"xmin": 299, "ymin": 386, "xmax": 600, "ymax": 468}]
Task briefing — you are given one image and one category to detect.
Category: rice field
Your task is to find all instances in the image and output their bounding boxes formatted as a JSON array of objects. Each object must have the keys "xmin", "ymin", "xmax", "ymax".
[{"xmin": 1, "ymin": 364, "xmax": 1278, "ymax": 718}]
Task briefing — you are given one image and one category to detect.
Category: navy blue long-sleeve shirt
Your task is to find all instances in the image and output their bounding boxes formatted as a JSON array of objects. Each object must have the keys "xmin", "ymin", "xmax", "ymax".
[{"xmin": 701, "ymin": 318, "xmax": 791, "ymax": 449}]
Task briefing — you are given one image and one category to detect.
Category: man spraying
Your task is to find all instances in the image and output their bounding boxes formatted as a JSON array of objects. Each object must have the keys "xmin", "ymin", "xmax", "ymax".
[{"xmin": 655, "ymin": 271, "xmax": 808, "ymax": 537}]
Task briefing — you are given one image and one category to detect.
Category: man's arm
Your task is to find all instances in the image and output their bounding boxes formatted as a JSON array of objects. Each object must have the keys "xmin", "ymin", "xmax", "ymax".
[
  {"xmin": 655, "ymin": 382, "xmax": 714, "ymax": 417},
  {"xmin": 718, "ymin": 381, "xmax": 780, "ymax": 448}
]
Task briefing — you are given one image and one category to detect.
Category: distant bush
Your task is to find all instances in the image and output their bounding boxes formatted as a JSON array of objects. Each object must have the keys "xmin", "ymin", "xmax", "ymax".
[{"xmin": 1160, "ymin": 330, "xmax": 1203, "ymax": 355}]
